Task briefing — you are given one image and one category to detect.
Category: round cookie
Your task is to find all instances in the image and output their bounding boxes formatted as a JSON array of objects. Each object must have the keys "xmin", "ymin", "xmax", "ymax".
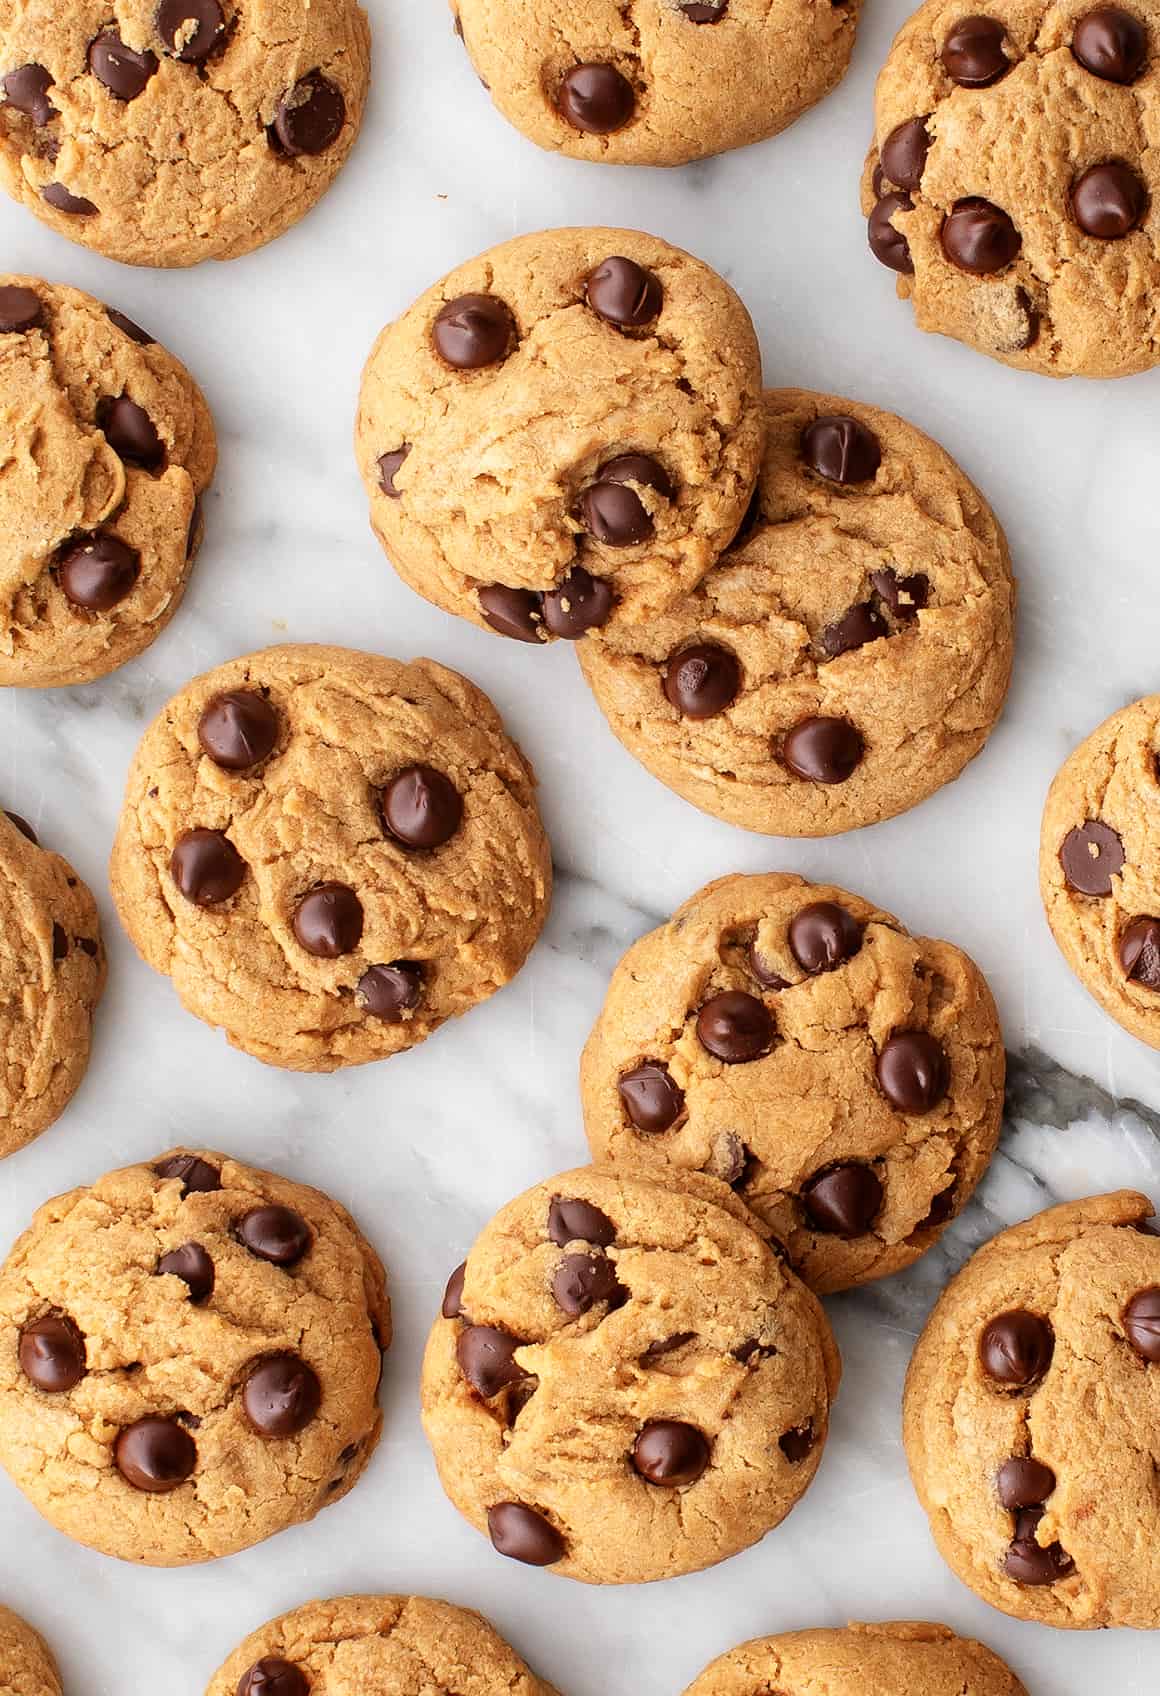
[
  {"xmin": 207, "ymin": 1595, "xmax": 557, "ymax": 1696},
  {"xmin": 451, "ymin": 0, "xmax": 861, "ymax": 168},
  {"xmin": 421, "ymin": 1165, "xmax": 840, "ymax": 1583},
  {"xmin": 0, "ymin": 1148, "xmax": 389, "ymax": 1566},
  {"xmin": 682, "ymin": 1621, "xmax": 1027, "ymax": 1696},
  {"xmin": 355, "ymin": 228, "xmax": 764, "ymax": 644},
  {"xmin": 0, "ymin": 277, "xmax": 215, "ymax": 687},
  {"xmin": 904, "ymin": 1190, "xmax": 1160, "ymax": 1629},
  {"xmin": 0, "ymin": 808, "xmax": 105, "ymax": 1160},
  {"xmin": 581, "ymin": 872, "xmax": 1005, "ymax": 1294},
  {"xmin": 578, "ymin": 387, "xmax": 1014, "ymax": 835},
  {"xmin": 1040, "ymin": 695, "xmax": 1160, "ymax": 1048},
  {"xmin": 0, "ymin": 1605, "xmax": 61, "ymax": 1696},
  {"xmin": 862, "ymin": 0, "xmax": 1160, "ymax": 378},
  {"xmin": 0, "ymin": 1, "xmax": 370, "ymax": 268},
  {"xmin": 109, "ymin": 644, "xmax": 551, "ymax": 1070}
]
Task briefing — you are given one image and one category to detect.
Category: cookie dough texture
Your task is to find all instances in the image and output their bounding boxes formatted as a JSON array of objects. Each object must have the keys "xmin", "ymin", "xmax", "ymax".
[
  {"xmin": 0, "ymin": 276, "xmax": 215, "ymax": 687},
  {"xmin": 355, "ymin": 228, "xmax": 763, "ymax": 640},
  {"xmin": 582, "ymin": 873, "xmax": 1005, "ymax": 1293},
  {"xmin": 0, "ymin": 1148, "xmax": 389, "ymax": 1566},
  {"xmin": 452, "ymin": 0, "xmax": 861, "ymax": 167},
  {"xmin": 905, "ymin": 1191, "xmax": 1160, "ymax": 1626},
  {"xmin": 0, "ymin": 1605, "xmax": 61, "ymax": 1696},
  {"xmin": 1040, "ymin": 695, "xmax": 1160, "ymax": 1047},
  {"xmin": 863, "ymin": 0, "xmax": 1160, "ymax": 377},
  {"xmin": 110, "ymin": 645, "xmax": 551, "ymax": 1070},
  {"xmin": 682, "ymin": 1621, "xmax": 1027, "ymax": 1696},
  {"xmin": 0, "ymin": 809, "xmax": 105, "ymax": 1160},
  {"xmin": 0, "ymin": 0, "xmax": 370, "ymax": 267},
  {"xmin": 207, "ymin": 1595, "xmax": 556, "ymax": 1696},
  {"xmin": 579, "ymin": 388, "xmax": 1013, "ymax": 836},
  {"xmin": 422, "ymin": 1166, "xmax": 840, "ymax": 1583}
]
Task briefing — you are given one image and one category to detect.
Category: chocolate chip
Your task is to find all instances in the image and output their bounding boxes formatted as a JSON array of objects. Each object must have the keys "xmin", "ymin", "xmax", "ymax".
[
  {"xmin": 542, "ymin": 567, "xmax": 614, "ymax": 637},
  {"xmin": 236, "ymin": 1659, "xmax": 309, "ymax": 1696},
  {"xmin": 941, "ymin": 198, "xmax": 1021, "ymax": 273},
  {"xmin": 457, "ymin": 1325, "xmax": 526, "ymax": 1397},
  {"xmin": 782, "ymin": 716, "xmax": 864, "ymax": 783},
  {"xmin": 557, "ymin": 63, "xmax": 635, "ymax": 133},
  {"xmin": 0, "ymin": 285, "xmax": 42, "ymax": 332},
  {"xmin": 19, "ymin": 1314, "xmax": 86, "ymax": 1392},
  {"xmin": 157, "ymin": 0, "xmax": 226, "ymax": 62},
  {"xmin": 357, "ymin": 962, "xmax": 423, "ymax": 1020},
  {"xmin": 154, "ymin": 1153, "xmax": 221, "ymax": 1193},
  {"xmin": 478, "ymin": 584, "xmax": 545, "ymax": 642},
  {"xmin": 442, "ymin": 1261, "xmax": 466, "ymax": 1319},
  {"xmin": 487, "ymin": 1501, "xmax": 565, "ymax": 1565},
  {"xmin": 42, "ymin": 182, "xmax": 97, "ymax": 215},
  {"xmin": 802, "ymin": 1162, "xmax": 883, "ymax": 1236},
  {"xmin": 1004, "ymin": 1508, "xmax": 1074, "ymax": 1585},
  {"xmin": 1059, "ymin": 820, "xmax": 1124, "ymax": 895},
  {"xmin": 880, "ymin": 117, "xmax": 931, "ymax": 191},
  {"xmin": 1123, "ymin": 1286, "xmax": 1160, "ymax": 1361},
  {"xmin": 748, "ymin": 943, "xmax": 788, "ymax": 989},
  {"xmin": 107, "ymin": 306, "xmax": 153, "ymax": 344},
  {"xmin": 52, "ymin": 923, "xmax": 68, "ymax": 961},
  {"xmin": 1120, "ymin": 917, "xmax": 1160, "ymax": 989},
  {"xmin": 78, "ymin": 936, "xmax": 99, "ymax": 956},
  {"xmin": 157, "ymin": 1243, "xmax": 215, "ymax": 1303},
  {"xmin": 618, "ymin": 1061, "xmax": 684, "ymax": 1132},
  {"xmin": 242, "ymin": 1354, "xmax": 322, "ymax": 1436},
  {"xmin": 88, "ymin": 31, "xmax": 158, "ymax": 99},
  {"xmin": 577, "ymin": 481, "xmax": 652, "ymax": 546},
  {"xmin": 663, "ymin": 644, "xmax": 741, "ymax": 719},
  {"xmin": 3, "ymin": 64, "xmax": 54, "ymax": 124},
  {"xmin": 820, "ymin": 601, "xmax": 889, "ymax": 657},
  {"xmin": 377, "ymin": 446, "xmax": 410, "ymax": 497},
  {"xmin": 871, "ymin": 566, "xmax": 929, "ymax": 620},
  {"xmin": 5, "ymin": 811, "xmax": 37, "ymax": 843},
  {"xmin": 600, "ymin": 451, "xmax": 672, "ymax": 499},
  {"xmin": 381, "ymin": 765, "xmax": 463, "ymax": 848},
  {"xmin": 681, "ymin": 0, "xmax": 727, "ymax": 16},
  {"xmin": 779, "ymin": 1421, "xmax": 815, "ymax": 1462},
  {"xmin": 920, "ymin": 1182, "xmax": 956, "ymax": 1229},
  {"xmin": 801, "ymin": 415, "xmax": 882, "ymax": 485},
  {"xmin": 586, "ymin": 256, "xmax": 662, "ymax": 328},
  {"xmin": 553, "ymin": 1253, "xmax": 622, "ymax": 1316},
  {"xmin": 170, "ymin": 829, "xmax": 246, "ymax": 907},
  {"xmin": 941, "ymin": 15, "xmax": 1009, "ymax": 83},
  {"xmin": 238, "ymin": 1205, "xmax": 311, "ymax": 1267},
  {"xmin": 271, "ymin": 71, "xmax": 345, "ymax": 155},
  {"xmin": 548, "ymin": 1197, "xmax": 616, "ymax": 1248},
  {"xmin": 292, "ymin": 883, "xmax": 364, "ymax": 956},
  {"xmin": 876, "ymin": 1031, "xmax": 949, "ymax": 1113},
  {"xmin": 632, "ymin": 1420, "xmax": 710, "ymax": 1486},
  {"xmin": 980, "ymin": 1309, "xmax": 1054, "ymax": 1386},
  {"xmin": 432, "ymin": 293, "xmax": 515, "ymax": 369},
  {"xmin": 198, "ymin": 690, "xmax": 279, "ymax": 771},
  {"xmin": 1071, "ymin": 161, "xmax": 1148, "ymax": 238},
  {"xmin": 114, "ymin": 1417, "xmax": 197, "ymax": 1491},
  {"xmin": 696, "ymin": 990, "xmax": 775, "ymax": 1063},
  {"xmin": 58, "ymin": 533, "xmax": 139, "ymax": 609},
  {"xmin": 642, "ymin": 1332, "xmax": 696, "ymax": 1361},
  {"xmin": 788, "ymin": 902, "xmax": 863, "ymax": 974},
  {"xmin": 868, "ymin": 192, "xmax": 914, "ymax": 274},
  {"xmin": 997, "ymin": 1456, "xmax": 1056, "ymax": 1508},
  {"xmin": 98, "ymin": 395, "xmax": 163, "ymax": 468},
  {"xmin": 1072, "ymin": 6, "xmax": 1147, "ymax": 78}
]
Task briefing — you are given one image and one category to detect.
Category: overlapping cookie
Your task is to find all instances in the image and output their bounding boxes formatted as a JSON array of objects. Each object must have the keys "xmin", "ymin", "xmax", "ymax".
[{"xmin": 682, "ymin": 1621, "xmax": 1027, "ymax": 1696}]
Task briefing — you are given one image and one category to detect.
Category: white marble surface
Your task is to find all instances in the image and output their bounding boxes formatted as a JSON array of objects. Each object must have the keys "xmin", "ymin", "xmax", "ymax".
[{"xmin": 2, "ymin": 0, "xmax": 1160, "ymax": 1689}]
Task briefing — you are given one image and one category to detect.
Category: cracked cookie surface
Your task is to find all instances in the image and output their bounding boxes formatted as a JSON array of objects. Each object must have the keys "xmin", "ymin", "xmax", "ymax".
[
  {"xmin": 421, "ymin": 1165, "xmax": 840, "ymax": 1583},
  {"xmin": 0, "ymin": 808, "xmax": 105, "ymax": 1160},
  {"xmin": 355, "ymin": 227, "xmax": 763, "ymax": 644},
  {"xmin": 682, "ymin": 1620, "xmax": 1027, "ymax": 1696},
  {"xmin": 207, "ymin": 1594, "xmax": 558, "ymax": 1696},
  {"xmin": 109, "ymin": 644, "xmax": 552, "ymax": 1071},
  {"xmin": 581, "ymin": 872, "xmax": 1005, "ymax": 1294},
  {"xmin": 904, "ymin": 1191, "xmax": 1160, "ymax": 1627},
  {"xmin": 0, "ymin": 1605, "xmax": 61, "ymax": 1696},
  {"xmin": 0, "ymin": 1147, "xmax": 389, "ymax": 1566},
  {"xmin": 450, "ymin": 0, "xmax": 861, "ymax": 167},
  {"xmin": 579, "ymin": 388, "xmax": 1014, "ymax": 837},
  {"xmin": 0, "ymin": 276, "xmax": 215, "ymax": 687},
  {"xmin": 0, "ymin": 0, "xmax": 370, "ymax": 267},
  {"xmin": 863, "ymin": 0, "xmax": 1160, "ymax": 377}
]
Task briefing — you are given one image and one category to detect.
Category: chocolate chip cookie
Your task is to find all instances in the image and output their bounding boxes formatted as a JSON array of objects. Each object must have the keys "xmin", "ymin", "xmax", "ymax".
[
  {"xmin": 579, "ymin": 387, "xmax": 1014, "ymax": 836},
  {"xmin": 0, "ymin": 1605, "xmax": 61, "ymax": 1696},
  {"xmin": 0, "ymin": 1, "xmax": 370, "ymax": 267},
  {"xmin": 0, "ymin": 277, "xmax": 215, "ymax": 687},
  {"xmin": 109, "ymin": 645, "xmax": 551, "ymax": 1070},
  {"xmin": 682, "ymin": 1622, "xmax": 1027, "ymax": 1696},
  {"xmin": 863, "ymin": 0, "xmax": 1160, "ymax": 377},
  {"xmin": 904, "ymin": 1190, "xmax": 1160, "ymax": 1628},
  {"xmin": 355, "ymin": 228, "xmax": 764, "ymax": 644},
  {"xmin": 207, "ymin": 1595, "xmax": 557, "ymax": 1696},
  {"xmin": 422, "ymin": 1165, "xmax": 839, "ymax": 1583},
  {"xmin": 451, "ymin": 0, "xmax": 861, "ymax": 167},
  {"xmin": 0, "ymin": 1148, "xmax": 388, "ymax": 1566},
  {"xmin": 0, "ymin": 808, "xmax": 105, "ymax": 1161},
  {"xmin": 581, "ymin": 872, "xmax": 1005, "ymax": 1294},
  {"xmin": 1041, "ymin": 695, "xmax": 1160, "ymax": 1048}
]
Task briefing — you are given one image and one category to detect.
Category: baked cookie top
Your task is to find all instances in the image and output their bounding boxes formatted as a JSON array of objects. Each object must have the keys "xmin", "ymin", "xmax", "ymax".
[
  {"xmin": 682, "ymin": 1621, "xmax": 1028, "ymax": 1696},
  {"xmin": 355, "ymin": 228, "xmax": 763, "ymax": 644},
  {"xmin": 578, "ymin": 388, "xmax": 1014, "ymax": 836},
  {"xmin": 421, "ymin": 1166, "xmax": 840, "ymax": 1584},
  {"xmin": 0, "ymin": 277, "xmax": 215, "ymax": 688},
  {"xmin": 109, "ymin": 645, "xmax": 551, "ymax": 1071},
  {"xmin": 1041, "ymin": 694, "xmax": 1160, "ymax": 1048},
  {"xmin": 0, "ymin": 0, "xmax": 370, "ymax": 267},
  {"xmin": 863, "ymin": 0, "xmax": 1160, "ymax": 377},
  {"xmin": 0, "ymin": 1604, "xmax": 61, "ymax": 1696},
  {"xmin": 0, "ymin": 1148, "xmax": 389, "ymax": 1567},
  {"xmin": 581, "ymin": 873, "xmax": 1005, "ymax": 1294},
  {"xmin": 904, "ymin": 1190, "xmax": 1160, "ymax": 1628},
  {"xmin": 451, "ymin": 0, "xmax": 861, "ymax": 167},
  {"xmin": 206, "ymin": 1595, "xmax": 557, "ymax": 1696}
]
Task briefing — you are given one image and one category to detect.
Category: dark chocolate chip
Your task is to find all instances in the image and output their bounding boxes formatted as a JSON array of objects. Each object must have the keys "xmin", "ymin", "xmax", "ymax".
[
  {"xmin": 552, "ymin": 1252, "xmax": 622, "ymax": 1316},
  {"xmin": 242, "ymin": 1354, "xmax": 322, "ymax": 1436},
  {"xmin": 98, "ymin": 395, "xmax": 163, "ymax": 468},
  {"xmin": 78, "ymin": 936, "xmax": 99, "ymax": 956},
  {"xmin": 782, "ymin": 716, "xmax": 864, "ymax": 783},
  {"xmin": 578, "ymin": 480, "xmax": 653, "ymax": 546},
  {"xmin": 487, "ymin": 1501, "xmax": 565, "ymax": 1565},
  {"xmin": 52, "ymin": 923, "xmax": 68, "ymax": 961},
  {"xmin": 478, "ymin": 583, "xmax": 545, "ymax": 642},
  {"xmin": 1123, "ymin": 1286, "xmax": 1160, "ymax": 1361},
  {"xmin": 271, "ymin": 72, "xmax": 345, "ymax": 155},
  {"xmin": 238, "ymin": 1205, "xmax": 311, "ymax": 1267},
  {"xmin": 377, "ymin": 446, "xmax": 410, "ymax": 497},
  {"xmin": 5, "ymin": 811, "xmax": 37, "ymax": 843},
  {"xmin": 157, "ymin": 1243, "xmax": 215, "ymax": 1303},
  {"xmin": 778, "ymin": 1421, "xmax": 816, "ymax": 1462},
  {"xmin": 292, "ymin": 883, "xmax": 364, "ymax": 956},
  {"xmin": 876, "ymin": 1031, "xmax": 949, "ymax": 1113},
  {"xmin": 170, "ymin": 829, "xmax": 246, "ymax": 907},
  {"xmin": 632, "ymin": 1420, "xmax": 710, "ymax": 1485},
  {"xmin": 871, "ymin": 566, "xmax": 929, "ymax": 620},
  {"xmin": 548, "ymin": 1197, "xmax": 616, "ymax": 1248},
  {"xmin": 641, "ymin": 1332, "xmax": 695, "ymax": 1361},
  {"xmin": 114, "ymin": 1416, "xmax": 197, "ymax": 1491},
  {"xmin": 696, "ymin": 990, "xmax": 775, "ymax": 1063},
  {"xmin": 457, "ymin": 1325, "xmax": 526, "ymax": 1397},
  {"xmin": 941, "ymin": 15, "xmax": 1010, "ymax": 83},
  {"xmin": 1072, "ymin": 6, "xmax": 1148, "ymax": 79},
  {"xmin": 3, "ymin": 63, "xmax": 54, "ymax": 124},
  {"xmin": 868, "ymin": 192, "xmax": 914, "ymax": 273},
  {"xmin": 357, "ymin": 962, "xmax": 423, "ymax": 1020},
  {"xmin": 542, "ymin": 567, "xmax": 613, "ymax": 637},
  {"xmin": 801, "ymin": 415, "xmax": 882, "ymax": 485},
  {"xmin": 997, "ymin": 1456, "xmax": 1056, "ymax": 1508},
  {"xmin": 880, "ymin": 117, "xmax": 932, "ymax": 190},
  {"xmin": 788, "ymin": 901, "xmax": 863, "ymax": 974},
  {"xmin": 42, "ymin": 182, "xmax": 97, "ymax": 215},
  {"xmin": 197, "ymin": 690, "xmax": 279, "ymax": 771},
  {"xmin": 432, "ymin": 293, "xmax": 515, "ymax": 369},
  {"xmin": 618, "ymin": 1061, "xmax": 684, "ymax": 1131},
  {"xmin": 107, "ymin": 306, "xmax": 153, "ymax": 344},
  {"xmin": 663, "ymin": 643, "xmax": 741, "ymax": 719},
  {"xmin": 979, "ymin": 1309, "xmax": 1054, "ymax": 1387},
  {"xmin": 802, "ymin": 1163, "xmax": 883, "ymax": 1236},
  {"xmin": 941, "ymin": 198, "xmax": 1021, "ymax": 273},
  {"xmin": 599, "ymin": 452, "xmax": 672, "ymax": 498},
  {"xmin": 1071, "ymin": 161, "xmax": 1148, "ymax": 238},
  {"xmin": 236, "ymin": 1659, "xmax": 309, "ymax": 1696},
  {"xmin": 58, "ymin": 533, "xmax": 139, "ymax": 609},
  {"xmin": 748, "ymin": 943, "xmax": 788, "ymax": 990},
  {"xmin": 1004, "ymin": 1508, "xmax": 1074, "ymax": 1585},
  {"xmin": 681, "ymin": 0, "xmax": 728, "ymax": 16},
  {"xmin": 88, "ymin": 31, "xmax": 158, "ymax": 99},
  {"xmin": 1059, "ymin": 820, "xmax": 1124, "ymax": 895},
  {"xmin": 820, "ymin": 601, "xmax": 888, "ymax": 657},
  {"xmin": 920, "ymin": 1182, "xmax": 957, "ymax": 1229},
  {"xmin": 154, "ymin": 1153, "xmax": 221, "ymax": 1193},
  {"xmin": 557, "ymin": 63, "xmax": 635, "ymax": 133},
  {"xmin": 441, "ymin": 1261, "xmax": 466, "ymax": 1319},
  {"xmin": 1120, "ymin": 917, "xmax": 1160, "ymax": 989},
  {"xmin": 0, "ymin": 285, "xmax": 42, "ymax": 332},
  {"xmin": 156, "ymin": 0, "xmax": 226, "ymax": 63},
  {"xmin": 585, "ymin": 256, "xmax": 662, "ymax": 328},
  {"xmin": 18, "ymin": 1314, "xmax": 86, "ymax": 1391},
  {"xmin": 381, "ymin": 765, "xmax": 463, "ymax": 848}
]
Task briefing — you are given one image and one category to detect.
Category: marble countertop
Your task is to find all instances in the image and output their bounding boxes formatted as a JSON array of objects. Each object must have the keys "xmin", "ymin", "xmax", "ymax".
[{"xmin": 2, "ymin": 0, "xmax": 1160, "ymax": 1689}]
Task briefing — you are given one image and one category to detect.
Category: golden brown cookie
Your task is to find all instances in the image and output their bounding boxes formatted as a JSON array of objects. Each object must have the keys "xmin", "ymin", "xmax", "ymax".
[
  {"xmin": 206, "ymin": 1595, "xmax": 557, "ymax": 1696},
  {"xmin": 1040, "ymin": 695, "xmax": 1160, "ymax": 1048},
  {"xmin": 0, "ymin": 276, "xmax": 215, "ymax": 687},
  {"xmin": 451, "ymin": 0, "xmax": 861, "ymax": 167},
  {"xmin": 109, "ymin": 644, "xmax": 552, "ymax": 1071},
  {"xmin": 355, "ymin": 228, "xmax": 764, "ymax": 644},
  {"xmin": 581, "ymin": 873, "xmax": 1005, "ymax": 1294},
  {"xmin": 682, "ymin": 1621, "xmax": 1027, "ymax": 1696},
  {"xmin": 421, "ymin": 1166, "xmax": 840, "ymax": 1583},
  {"xmin": 0, "ymin": 1, "xmax": 370, "ymax": 267},
  {"xmin": 863, "ymin": 0, "xmax": 1160, "ymax": 377},
  {"xmin": 904, "ymin": 1191, "xmax": 1160, "ymax": 1628},
  {"xmin": 0, "ymin": 1605, "xmax": 61, "ymax": 1696},
  {"xmin": 578, "ymin": 388, "xmax": 1014, "ymax": 836},
  {"xmin": 0, "ymin": 1148, "xmax": 389, "ymax": 1566}
]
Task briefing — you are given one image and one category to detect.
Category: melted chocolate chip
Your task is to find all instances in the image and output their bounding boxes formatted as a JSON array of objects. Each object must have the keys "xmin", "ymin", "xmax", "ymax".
[
  {"xmin": 1004, "ymin": 1508, "xmax": 1074, "ymax": 1585},
  {"xmin": 381, "ymin": 765, "xmax": 463, "ymax": 848},
  {"xmin": 586, "ymin": 256, "xmax": 662, "ymax": 328},
  {"xmin": 238, "ymin": 1205, "xmax": 311, "ymax": 1267},
  {"xmin": 788, "ymin": 902, "xmax": 863, "ymax": 974},
  {"xmin": 618, "ymin": 1061, "xmax": 684, "ymax": 1131},
  {"xmin": 801, "ymin": 415, "xmax": 882, "ymax": 484},
  {"xmin": 271, "ymin": 72, "xmax": 345, "ymax": 155},
  {"xmin": 557, "ymin": 63, "xmax": 635, "ymax": 133},
  {"xmin": 632, "ymin": 1420, "xmax": 710, "ymax": 1485},
  {"xmin": 868, "ymin": 192, "xmax": 914, "ymax": 274},
  {"xmin": 107, "ymin": 306, "xmax": 153, "ymax": 344},
  {"xmin": 170, "ymin": 829, "xmax": 246, "ymax": 907},
  {"xmin": 3, "ymin": 63, "xmax": 54, "ymax": 124},
  {"xmin": 802, "ymin": 1163, "xmax": 883, "ymax": 1236},
  {"xmin": 548, "ymin": 1197, "xmax": 616, "ymax": 1247},
  {"xmin": 98, "ymin": 395, "xmax": 163, "ymax": 468},
  {"xmin": 19, "ymin": 1314, "xmax": 86, "ymax": 1391},
  {"xmin": 198, "ymin": 690, "xmax": 279, "ymax": 771},
  {"xmin": 292, "ymin": 883, "xmax": 364, "ymax": 957},
  {"xmin": 880, "ymin": 117, "xmax": 932, "ymax": 191},
  {"xmin": 979, "ymin": 1309, "xmax": 1054, "ymax": 1387},
  {"xmin": 1071, "ymin": 6, "xmax": 1147, "ymax": 80},
  {"xmin": 782, "ymin": 716, "xmax": 864, "ymax": 783},
  {"xmin": 441, "ymin": 1261, "xmax": 467, "ymax": 1319},
  {"xmin": 157, "ymin": 1243, "xmax": 215, "ymax": 1303},
  {"xmin": 457, "ymin": 1325, "xmax": 526, "ymax": 1397},
  {"xmin": 58, "ymin": 533, "xmax": 139, "ymax": 609},
  {"xmin": 877, "ymin": 1030, "xmax": 950, "ymax": 1113},
  {"xmin": 236, "ymin": 1659, "xmax": 309, "ymax": 1696},
  {"xmin": 542, "ymin": 567, "xmax": 614, "ymax": 637},
  {"xmin": 478, "ymin": 584, "xmax": 545, "ymax": 641},
  {"xmin": 1059, "ymin": 820, "xmax": 1124, "ymax": 895},
  {"xmin": 1071, "ymin": 161, "xmax": 1148, "ymax": 238},
  {"xmin": 88, "ymin": 31, "xmax": 158, "ymax": 99},
  {"xmin": 778, "ymin": 1421, "xmax": 816, "ymax": 1462},
  {"xmin": 377, "ymin": 446, "xmax": 410, "ymax": 497},
  {"xmin": 997, "ymin": 1456, "xmax": 1056, "ymax": 1508},
  {"xmin": 941, "ymin": 198, "xmax": 1021, "ymax": 273},
  {"xmin": 487, "ymin": 1501, "xmax": 565, "ymax": 1564},
  {"xmin": 242, "ymin": 1354, "xmax": 322, "ymax": 1436},
  {"xmin": 357, "ymin": 962, "xmax": 423, "ymax": 1020},
  {"xmin": 579, "ymin": 454, "xmax": 670, "ymax": 545},
  {"xmin": 871, "ymin": 566, "xmax": 929, "ymax": 620},
  {"xmin": 114, "ymin": 1417, "xmax": 197, "ymax": 1491},
  {"xmin": 156, "ymin": 0, "xmax": 226, "ymax": 63},
  {"xmin": 820, "ymin": 601, "xmax": 888, "ymax": 657},
  {"xmin": 42, "ymin": 183, "xmax": 97, "ymax": 215},
  {"xmin": 552, "ymin": 1253, "xmax": 622, "ymax": 1316},
  {"xmin": 433, "ymin": 293, "xmax": 515, "ymax": 369},
  {"xmin": 941, "ymin": 15, "xmax": 1009, "ymax": 84},
  {"xmin": 663, "ymin": 643, "xmax": 741, "ymax": 719},
  {"xmin": 1120, "ymin": 917, "xmax": 1160, "ymax": 989},
  {"xmin": 1123, "ymin": 1286, "xmax": 1160, "ymax": 1361},
  {"xmin": 0, "ymin": 285, "xmax": 42, "ymax": 333},
  {"xmin": 696, "ymin": 990, "xmax": 775, "ymax": 1063},
  {"xmin": 154, "ymin": 1154, "xmax": 221, "ymax": 1194}
]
